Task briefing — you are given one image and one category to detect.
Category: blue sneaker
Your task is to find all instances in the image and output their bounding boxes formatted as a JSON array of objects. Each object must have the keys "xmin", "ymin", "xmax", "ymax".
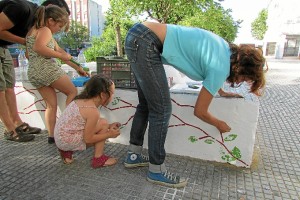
[
  {"xmin": 147, "ymin": 170, "xmax": 187, "ymax": 188},
  {"xmin": 124, "ymin": 152, "xmax": 149, "ymax": 168}
]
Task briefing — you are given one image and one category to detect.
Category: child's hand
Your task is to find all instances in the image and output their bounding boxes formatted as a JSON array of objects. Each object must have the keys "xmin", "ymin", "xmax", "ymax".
[
  {"xmin": 77, "ymin": 67, "xmax": 90, "ymax": 77},
  {"xmin": 109, "ymin": 122, "xmax": 121, "ymax": 129},
  {"xmin": 109, "ymin": 128, "xmax": 120, "ymax": 138}
]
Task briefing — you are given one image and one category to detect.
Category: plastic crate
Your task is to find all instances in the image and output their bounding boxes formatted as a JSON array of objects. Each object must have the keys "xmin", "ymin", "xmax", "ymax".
[{"xmin": 96, "ymin": 57, "xmax": 136, "ymax": 89}]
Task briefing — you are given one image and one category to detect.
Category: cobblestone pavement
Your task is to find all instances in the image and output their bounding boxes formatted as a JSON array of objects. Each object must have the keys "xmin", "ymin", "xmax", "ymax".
[{"xmin": 0, "ymin": 59, "xmax": 299, "ymax": 200}]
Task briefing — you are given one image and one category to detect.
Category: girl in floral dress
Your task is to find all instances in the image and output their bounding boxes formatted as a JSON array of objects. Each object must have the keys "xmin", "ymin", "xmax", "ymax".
[{"xmin": 54, "ymin": 75, "xmax": 121, "ymax": 167}]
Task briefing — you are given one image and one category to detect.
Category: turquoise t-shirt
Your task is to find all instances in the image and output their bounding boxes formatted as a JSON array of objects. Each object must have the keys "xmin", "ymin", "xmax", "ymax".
[{"xmin": 161, "ymin": 24, "xmax": 231, "ymax": 95}]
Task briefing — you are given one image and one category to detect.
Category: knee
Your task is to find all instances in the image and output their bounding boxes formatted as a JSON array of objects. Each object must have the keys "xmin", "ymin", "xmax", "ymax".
[
  {"xmin": 98, "ymin": 118, "xmax": 109, "ymax": 128},
  {"xmin": 65, "ymin": 86, "xmax": 77, "ymax": 97}
]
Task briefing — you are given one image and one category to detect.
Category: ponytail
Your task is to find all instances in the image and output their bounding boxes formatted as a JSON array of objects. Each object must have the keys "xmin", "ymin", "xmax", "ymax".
[{"xmin": 34, "ymin": 6, "xmax": 46, "ymax": 29}]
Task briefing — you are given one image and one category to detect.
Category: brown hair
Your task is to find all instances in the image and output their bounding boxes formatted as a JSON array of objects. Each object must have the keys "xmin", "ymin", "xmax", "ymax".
[
  {"xmin": 74, "ymin": 75, "xmax": 114, "ymax": 101},
  {"xmin": 227, "ymin": 44, "xmax": 266, "ymax": 95},
  {"xmin": 34, "ymin": 5, "xmax": 69, "ymax": 32}
]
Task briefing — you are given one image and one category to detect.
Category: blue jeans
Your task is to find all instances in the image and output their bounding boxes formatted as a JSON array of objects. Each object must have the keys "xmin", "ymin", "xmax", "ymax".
[{"xmin": 125, "ymin": 23, "xmax": 172, "ymax": 165}]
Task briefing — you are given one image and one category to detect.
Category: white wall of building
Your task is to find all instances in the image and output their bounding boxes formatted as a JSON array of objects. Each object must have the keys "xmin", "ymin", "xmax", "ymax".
[
  {"xmin": 66, "ymin": 0, "xmax": 105, "ymax": 38},
  {"xmin": 264, "ymin": 0, "xmax": 300, "ymax": 58},
  {"xmin": 88, "ymin": 0, "xmax": 105, "ymax": 37}
]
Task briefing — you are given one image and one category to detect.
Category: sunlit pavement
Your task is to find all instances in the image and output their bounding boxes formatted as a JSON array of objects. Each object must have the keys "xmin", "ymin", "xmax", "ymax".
[{"xmin": 0, "ymin": 58, "xmax": 299, "ymax": 200}]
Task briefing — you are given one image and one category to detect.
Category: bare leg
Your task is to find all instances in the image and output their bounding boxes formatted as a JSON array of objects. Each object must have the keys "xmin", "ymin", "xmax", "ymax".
[
  {"xmin": 0, "ymin": 90, "xmax": 16, "ymax": 132},
  {"xmin": 92, "ymin": 118, "xmax": 109, "ymax": 157},
  {"xmin": 92, "ymin": 118, "xmax": 117, "ymax": 165},
  {"xmin": 0, "ymin": 90, "xmax": 34, "ymax": 141},
  {"xmin": 5, "ymin": 87, "xmax": 41, "ymax": 135},
  {"xmin": 5, "ymin": 88, "xmax": 23, "ymax": 126},
  {"xmin": 38, "ymin": 75, "xmax": 76, "ymax": 138},
  {"xmin": 38, "ymin": 86, "xmax": 57, "ymax": 137},
  {"xmin": 50, "ymin": 75, "xmax": 77, "ymax": 106},
  {"xmin": 92, "ymin": 139, "xmax": 117, "ymax": 166},
  {"xmin": 94, "ymin": 140, "xmax": 106, "ymax": 157}
]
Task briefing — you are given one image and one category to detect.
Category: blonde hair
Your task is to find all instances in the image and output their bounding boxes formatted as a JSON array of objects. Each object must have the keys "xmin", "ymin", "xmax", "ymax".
[{"xmin": 34, "ymin": 5, "xmax": 69, "ymax": 32}]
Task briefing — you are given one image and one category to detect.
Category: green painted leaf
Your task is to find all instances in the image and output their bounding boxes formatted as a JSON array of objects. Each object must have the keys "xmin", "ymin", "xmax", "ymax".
[
  {"xmin": 204, "ymin": 139, "xmax": 215, "ymax": 144},
  {"xmin": 221, "ymin": 154, "xmax": 236, "ymax": 162},
  {"xmin": 188, "ymin": 136, "xmax": 198, "ymax": 143},
  {"xmin": 111, "ymin": 97, "xmax": 121, "ymax": 105},
  {"xmin": 221, "ymin": 154, "xmax": 230, "ymax": 161},
  {"xmin": 220, "ymin": 146, "xmax": 242, "ymax": 162},
  {"xmin": 228, "ymin": 156, "xmax": 236, "ymax": 162},
  {"xmin": 224, "ymin": 134, "xmax": 237, "ymax": 142},
  {"xmin": 231, "ymin": 146, "xmax": 242, "ymax": 159}
]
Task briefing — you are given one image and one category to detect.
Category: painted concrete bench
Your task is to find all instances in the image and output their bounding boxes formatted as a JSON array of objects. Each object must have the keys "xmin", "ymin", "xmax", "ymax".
[
  {"xmin": 101, "ymin": 86, "xmax": 259, "ymax": 168},
  {"xmin": 15, "ymin": 64, "xmax": 259, "ymax": 168}
]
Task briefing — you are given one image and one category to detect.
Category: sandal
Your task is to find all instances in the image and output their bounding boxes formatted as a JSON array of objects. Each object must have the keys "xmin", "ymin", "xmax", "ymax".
[
  {"xmin": 4, "ymin": 130, "xmax": 35, "ymax": 142},
  {"xmin": 58, "ymin": 149, "xmax": 73, "ymax": 164},
  {"xmin": 16, "ymin": 122, "xmax": 41, "ymax": 134},
  {"xmin": 48, "ymin": 137, "xmax": 55, "ymax": 144},
  {"xmin": 91, "ymin": 154, "xmax": 117, "ymax": 168}
]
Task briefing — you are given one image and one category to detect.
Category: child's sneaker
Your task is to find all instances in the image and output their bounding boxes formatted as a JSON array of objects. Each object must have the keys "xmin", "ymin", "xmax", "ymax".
[
  {"xmin": 124, "ymin": 152, "xmax": 149, "ymax": 168},
  {"xmin": 147, "ymin": 170, "xmax": 188, "ymax": 188}
]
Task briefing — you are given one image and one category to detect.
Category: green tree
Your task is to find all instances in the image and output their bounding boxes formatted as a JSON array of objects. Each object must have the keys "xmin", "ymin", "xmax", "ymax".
[
  {"xmin": 89, "ymin": 0, "xmax": 239, "ymax": 61},
  {"xmin": 123, "ymin": 0, "xmax": 239, "ymax": 40},
  {"xmin": 251, "ymin": 9, "xmax": 268, "ymax": 40},
  {"xmin": 105, "ymin": 0, "xmax": 134, "ymax": 57},
  {"xmin": 84, "ymin": 28, "xmax": 115, "ymax": 61},
  {"xmin": 124, "ymin": 0, "xmax": 213, "ymax": 24},
  {"xmin": 84, "ymin": 20, "xmax": 135, "ymax": 61},
  {"xmin": 84, "ymin": 0, "xmax": 135, "ymax": 60},
  {"xmin": 58, "ymin": 20, "xmax": 90, "ymax": 49},
  {"xmin": 179, "ymin": 2, "xmax": 240, "ymax": 42}
]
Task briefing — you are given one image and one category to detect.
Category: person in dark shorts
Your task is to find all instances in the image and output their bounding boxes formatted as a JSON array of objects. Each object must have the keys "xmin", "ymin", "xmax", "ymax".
[{"xmin": 0, "ymin": 0, "xmax": 70, "ymax": 142}]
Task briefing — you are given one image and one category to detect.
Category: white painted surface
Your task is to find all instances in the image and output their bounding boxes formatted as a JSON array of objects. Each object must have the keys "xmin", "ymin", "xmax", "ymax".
[
  {"xmin": 101, "ymin": 89, "xmax": 259, "ymax": 168},
  {"xmin": 15, "ymin": 65, "xmax": 259, "ymax": 168}
]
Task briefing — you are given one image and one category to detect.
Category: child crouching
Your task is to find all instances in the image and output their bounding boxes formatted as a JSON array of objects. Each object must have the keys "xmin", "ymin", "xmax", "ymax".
[{"xmin": 54, "ymin": 75, "xmax": 121, "ymax": 167}]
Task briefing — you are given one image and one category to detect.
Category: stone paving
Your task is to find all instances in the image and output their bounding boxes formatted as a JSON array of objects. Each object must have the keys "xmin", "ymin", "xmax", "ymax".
[{"xmin": 0, "ymin": 59, "xmax": 299, "ymax": 200}]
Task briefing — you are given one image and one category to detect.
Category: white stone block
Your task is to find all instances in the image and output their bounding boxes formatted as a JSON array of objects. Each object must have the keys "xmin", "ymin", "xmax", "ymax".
[
  {"xmin": 103, "ymin": 89, "xmax": 259, "ymax": 168},
  {"xmin": 15, "ymin": 77, "xmax": 259, "ymax": 168}
]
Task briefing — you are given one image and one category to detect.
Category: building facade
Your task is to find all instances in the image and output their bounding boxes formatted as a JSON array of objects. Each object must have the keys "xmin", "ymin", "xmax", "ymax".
[
  {"xmin": 65, "ymin": 0, "xmax": 105, "ymax": 37},
  {"xmin": 27, "ymin": 0, "xmax": 105, "ymax": 37},
  {"xmin": 89, "ymin": 0, "xmax": 105, "ymax": 37},
  {"xmin": 263, "ymin": 0, "xmax": 300, "ymax": 58}
]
